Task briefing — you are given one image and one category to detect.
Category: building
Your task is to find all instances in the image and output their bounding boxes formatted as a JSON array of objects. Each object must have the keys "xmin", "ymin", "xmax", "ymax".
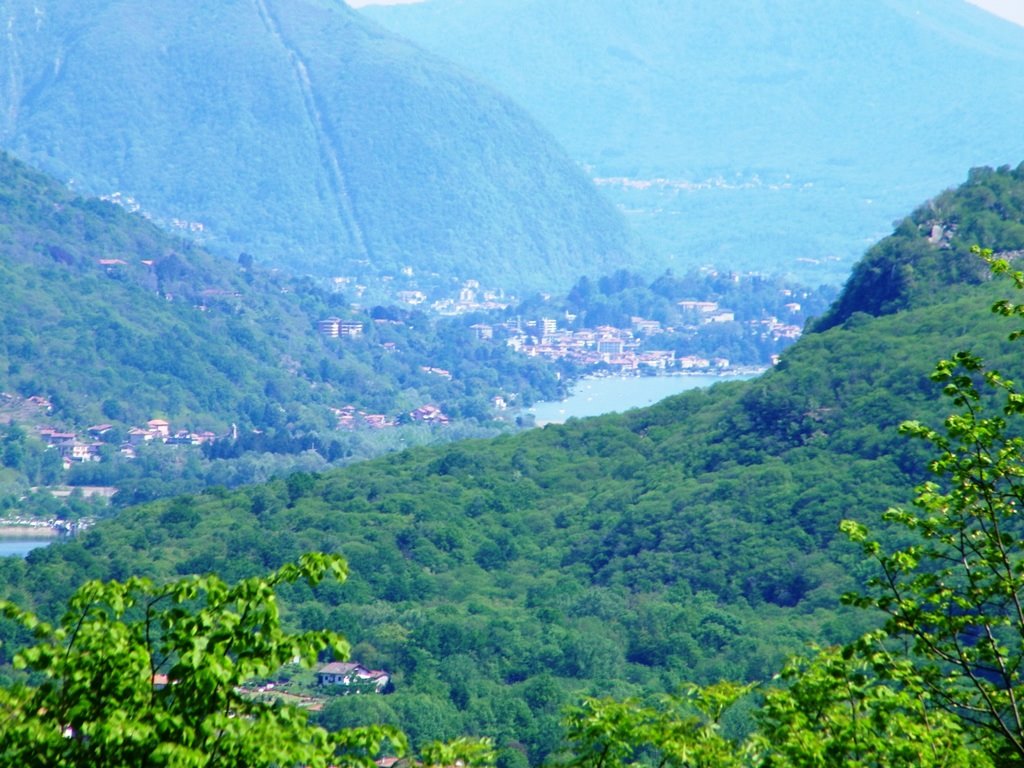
[
  {"xmin": 410, "ymin": 404, "xmax": 449, "ymax": 424},
  {"xmin": 396, "ymin": 290, "xmax": 426, "ymax": 305},
  {"xmin": 338, "ymin": 321, "xmax": 364, "ymax": 338},
  {"xmin": 316, "ymin": 662, "xmax": 390, "ymax": 693},
  {"xmin": 677, "ymin": 300, "xmax": 719, "ymax": 314},
  {"xmin": 318, "ymin": 317, "xmax": 342, "ymax": 338},
  {"xmin": 469, "ymin": 323, "xmax": 494, "ymax": 340},
  {"xmin": 597, "ymin": 335, "xmax": 625, "ymax": 357},
  {"xmin": 631, "ymin": 317, "xmax": 662, "ymax": 335},
  {"xmin": 319, "ymin": 318, "xmax": 364, "ymax": 338}
]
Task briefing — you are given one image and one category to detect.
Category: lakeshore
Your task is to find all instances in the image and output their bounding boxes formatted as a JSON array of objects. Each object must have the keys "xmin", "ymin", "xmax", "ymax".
[
  {"xmin": 0, "ymin": 520, "xmax": 73, "ymax": 557},
  {"xmin": 0, "ymin": 524, "xmax": 61, "ymax": 538},
  {"xmin": 0, "ymin": 536, "xmax": 56, "ymax": 557},
  {"xmin": 0, "ymin": 515, "xmax": 93, "ymax": 558}
]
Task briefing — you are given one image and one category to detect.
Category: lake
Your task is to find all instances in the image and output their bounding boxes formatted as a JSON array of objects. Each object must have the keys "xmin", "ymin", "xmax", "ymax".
[
  {"xmin": 526, "ymin": 371, "xmax": 761, "ymax": 425},
  {"xmin": 0, "ymin": 537, "xmax": 56, "ymax": 558}
]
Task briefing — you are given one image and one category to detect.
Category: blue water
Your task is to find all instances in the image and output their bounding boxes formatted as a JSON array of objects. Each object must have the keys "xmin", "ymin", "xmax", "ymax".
[
  {"xmin": 0, "ymin": 537, "xmax": 55, "ymax": 558},
  {"xmin": 527, "ymin": 372, "xmax": 758, "ymax": 425}
]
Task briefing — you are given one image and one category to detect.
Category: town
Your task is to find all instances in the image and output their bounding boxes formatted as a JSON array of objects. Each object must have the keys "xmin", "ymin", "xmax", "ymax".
[{"xmin": 321, "ymin": 273, "xmax": 811, "ymax": 378}]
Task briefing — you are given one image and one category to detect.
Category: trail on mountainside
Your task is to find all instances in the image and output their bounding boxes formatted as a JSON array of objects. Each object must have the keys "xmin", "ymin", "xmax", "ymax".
[{"xmin": 252, "ymin": 0, "xmax": 368, "ymax": 258}]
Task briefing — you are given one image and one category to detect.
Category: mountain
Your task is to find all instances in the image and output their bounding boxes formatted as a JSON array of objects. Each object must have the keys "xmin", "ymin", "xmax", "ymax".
[
  {"xmin": 364, "ymin": 0, "xmax": 1024, "ymax": 284},
  {"xmin": 6, "ymin": 164, "xmax": 1024, "ymax": 761},
  {"xmin": 0, "ymin": 0, "xmax": 640, "ymax": 291}
]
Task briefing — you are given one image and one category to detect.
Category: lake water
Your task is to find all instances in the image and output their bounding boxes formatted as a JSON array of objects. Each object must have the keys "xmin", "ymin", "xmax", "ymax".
[
  {"xmin": 0, "ymin": 537, "xmax": 56, "ymax": 558},
  {"xmin": 527, "ymin": 372, "xmax": 760, "ymax": 425}
]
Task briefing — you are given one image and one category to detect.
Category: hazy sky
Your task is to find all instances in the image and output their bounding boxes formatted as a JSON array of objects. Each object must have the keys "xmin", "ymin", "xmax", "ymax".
[
  {"xmin": 348, "ymin": 0, "xmax": 421, "ymax": 6},
  {"xmin": 348, "ymin": 0, "xmax": 1024, "ymax": 27},
  {"xmin": 965, "ymin": 0, "xmax": 1024, "ymax": 25}
]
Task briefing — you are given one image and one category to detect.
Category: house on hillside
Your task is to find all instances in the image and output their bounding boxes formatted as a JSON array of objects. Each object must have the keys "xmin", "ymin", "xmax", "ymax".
[
  {"xmin": 316, "ymin": 662, "xmax": 390, "ymax": 693},
  {"xmin": 126, "ymin": 427, "xmax": 153, "ymax": 446},
  {"xmin": 410, "ymin": 404, "xmax": 449, "ymax": 424}
]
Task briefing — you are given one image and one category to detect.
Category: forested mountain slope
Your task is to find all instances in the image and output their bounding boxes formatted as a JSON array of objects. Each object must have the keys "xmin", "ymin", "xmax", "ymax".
[
  {"xmin": 0, "ymin": 151, "xmax": 558, "ymax": 441},
  {"xmin": 366, "ymin": 0, "xmax": 1024, "ymax": 283},
  {"xmin": 0, "ymin": 0, "xmax": 639, "ymax": 291},
  {"xmin": 5, "ymin": 166, "xmax": 1024, "ymax": 761},
  {"xmin": 0, "ymin": 152, "xmax": 326, "ymax": 431}
]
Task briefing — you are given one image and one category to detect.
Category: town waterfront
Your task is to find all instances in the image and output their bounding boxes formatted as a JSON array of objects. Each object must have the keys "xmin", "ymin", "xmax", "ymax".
[{"xmin": 526, "ymin": 371, "xmax": 761, "ymax": 425}]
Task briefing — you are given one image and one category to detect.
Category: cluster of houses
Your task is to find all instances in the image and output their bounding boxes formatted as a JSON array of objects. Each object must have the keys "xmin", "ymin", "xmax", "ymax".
[
  {"xmin": 35, "ymin": 419, "xmax": 219, "ymax": 468},
  {"xmin": 471, "ymin": 315, "xmax": 702, "ymax": 373},
  {"xmin": 330, "ymin": 403, "xmax": 451, "ymax": 431},
  {"xmin": 123, "ymin": 419, "xmax": 219, "ymax": 451},
  {"xmin": 327, "ymin": 274, "xmax": 511, "ymax": 316},
  {"xmin": 331, "ymin": 406, "xmax": 395, "ymax": 430},
  {"xmin": 318, "ymin": 279, "xmax": 511, "ymax": 339},
  {"xmin": 429, "ymin": 280, "xmax": 512, "ymax": 316},
  {"xmin": 679, "ymin": 299, "xmax": 802, "ymax": 342},
  {"xmin": 410, "ymin": 404, "xmax": 450, "ymax": 425}
]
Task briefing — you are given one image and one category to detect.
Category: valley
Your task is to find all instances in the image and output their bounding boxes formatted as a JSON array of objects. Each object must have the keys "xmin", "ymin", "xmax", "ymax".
[
  {"xmin": 1, "ymin": 1, "xmax": 1024, "ymax": 764},
  {"xmin": 0, "ymin": 151, "xmax": 831, "ymax": 530}
]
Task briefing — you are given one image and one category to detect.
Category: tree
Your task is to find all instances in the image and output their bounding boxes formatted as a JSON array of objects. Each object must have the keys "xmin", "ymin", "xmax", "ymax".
[
  {"xmin": 0, "ymin": 553, "xmax": 403, "ymax": 767},
  {"xmin": 841, "ymin": 247, "xmax": 1024, "ymax": 762},
  {"xmin": 753, "ymin": 646, "xmax": 985, "ymax": 767},
  {"xmin": 559, "ymin": 683, "xmax": 752, "ymax": 768},
  {"xmin": 559, "ymin": 660, "xmax": 983, "ymax": 767}
]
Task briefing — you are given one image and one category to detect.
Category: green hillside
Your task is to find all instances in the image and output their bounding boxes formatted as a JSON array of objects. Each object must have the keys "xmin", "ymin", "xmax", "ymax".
[
  {"xmin": 0, "ymin": 152, "xmax": 321, "ymax": 431},
  {"xmin": 5, "ymin": 165, "xmax": 1024, "ymax": 761},
  {"xmin": 0, "ymin": 151, "xmax": 571, "ymax": 503},
  {"xmin": 0, "ymin": 0, "xmax": 640, "ymax": 291},
  {"xmin": 365, "ymin": 0, "xmax": 1024, "ymax": 284}
]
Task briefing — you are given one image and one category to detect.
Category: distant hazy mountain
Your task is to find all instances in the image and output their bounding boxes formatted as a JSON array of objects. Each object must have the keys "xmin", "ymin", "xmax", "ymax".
[
  {"xmin": 365, "ymin": 0, "xmax": 1024, "ymax": 284},
  {"xmin": 0, "ymin": 0, "xmax": 640, "ymax": 291}
]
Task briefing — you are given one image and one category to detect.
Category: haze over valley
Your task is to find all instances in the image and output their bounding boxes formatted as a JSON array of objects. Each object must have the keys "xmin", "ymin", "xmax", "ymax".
[{"xmin": 366, "ymin": 0, "xmax": 1024, "ymax": 283}]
